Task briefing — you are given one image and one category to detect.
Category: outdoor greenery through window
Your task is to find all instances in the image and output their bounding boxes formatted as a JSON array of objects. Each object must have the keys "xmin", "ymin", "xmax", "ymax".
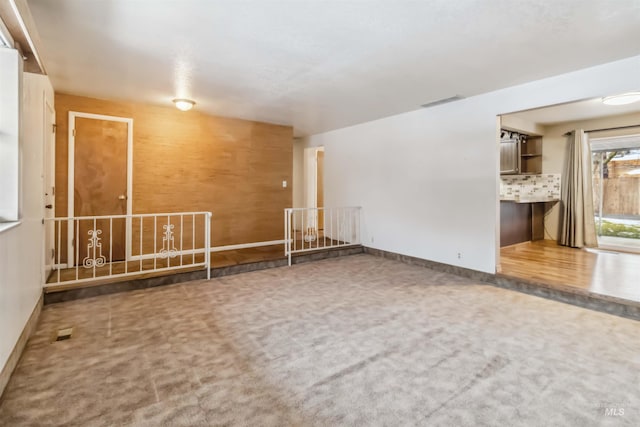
[{"xmin": 591, "ymin": 140, "xmax": 640, "ymax": 250}]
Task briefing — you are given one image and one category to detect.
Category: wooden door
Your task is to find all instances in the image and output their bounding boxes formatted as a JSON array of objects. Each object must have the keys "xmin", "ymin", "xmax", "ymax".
[
  {"xmin": 317, "ymin": 150, "xmax": 324, "ymax": 230},
  {"xmin": 74, "ymin": 117, "xmax": 128, "ymax": 263}
]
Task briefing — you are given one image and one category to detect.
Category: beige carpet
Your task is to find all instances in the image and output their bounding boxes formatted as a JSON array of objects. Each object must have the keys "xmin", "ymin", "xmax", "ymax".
[{"xmin": 0, "ymin": 254, "xmax": 638, "ymax": 426}]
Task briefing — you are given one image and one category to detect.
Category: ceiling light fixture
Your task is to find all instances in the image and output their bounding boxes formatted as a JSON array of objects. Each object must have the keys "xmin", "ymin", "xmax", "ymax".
[
  {"xmin": 173, "ymin": 98, "xmax": 195, "ymax": 111},
  {"xmin": 602, "ymin": 92, "xmax": 640, "ymax": 106}
]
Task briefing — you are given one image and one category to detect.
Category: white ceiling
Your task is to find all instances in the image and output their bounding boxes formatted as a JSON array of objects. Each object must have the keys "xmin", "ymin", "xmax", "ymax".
[
  {"xmin": 28, "ymin": 0, "xmax": 640, "ymax": 136},
  {"xmin": 504, "ymin": 96, "xmax": 640, "ymax": 126}
]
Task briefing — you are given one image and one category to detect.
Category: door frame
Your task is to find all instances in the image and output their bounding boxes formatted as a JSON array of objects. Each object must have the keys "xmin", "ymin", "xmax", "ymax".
[
  {"xmin": 303, "ymin": 146, "xmax": 324, "ymax": 230},
  {"xmin": 303, "ymin": 146, "xmax": 325, "ymax": 208},
  {"xmin": 67, "ymin": 111, "xmax": 134, "ymax": 266},
  {"xmin": 42, "ymin": 93, "xmax": 55, "ymax": 279}
]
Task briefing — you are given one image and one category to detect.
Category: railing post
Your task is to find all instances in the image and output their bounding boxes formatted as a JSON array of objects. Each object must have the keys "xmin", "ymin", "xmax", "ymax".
[
  {"xmin": 75, "ymin": 219, "xmax": 79, "ymax": 281},
  {"xmin": 359, "ymin": 207, "xmax": 362, "ymax": 244},
  {"xmin": 206, "ymin": 212, "xmax": 212, "ymax": 280},
  {"xmin": 285, "ymin": 208, "xmax": 292, "ymax": 266},
  {"xmin": 56, "ymin": 219, "xmax": 61, "ymax": 284}
]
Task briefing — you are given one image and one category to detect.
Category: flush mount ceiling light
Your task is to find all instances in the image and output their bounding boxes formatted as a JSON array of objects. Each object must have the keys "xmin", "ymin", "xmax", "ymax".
[
  {"xmin": 172, "ymin": 98, "xmax": 196, "ymax": 111},
  {"xmin": 602, "ymin": 92, "xmax": 640, "ymax": 106}
]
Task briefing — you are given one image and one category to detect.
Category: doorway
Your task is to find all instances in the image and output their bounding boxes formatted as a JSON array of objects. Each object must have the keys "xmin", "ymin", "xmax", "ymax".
[
  {"xmin": 67, "ymin": 112, "xmax": 133, "ymax": 266},
  {"xmin": 303, "ymin": 146, "xmax": 324, "ymax": 235},
  {"xmin": 591, "ymin": 134, "xmax": 640, "ymax": 252}
]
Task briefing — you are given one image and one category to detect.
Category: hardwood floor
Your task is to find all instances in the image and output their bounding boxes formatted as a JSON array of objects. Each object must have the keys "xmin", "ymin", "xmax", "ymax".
[{"xmin": 500, "ymin": 240, "xmax": 640, "ymax": 304}]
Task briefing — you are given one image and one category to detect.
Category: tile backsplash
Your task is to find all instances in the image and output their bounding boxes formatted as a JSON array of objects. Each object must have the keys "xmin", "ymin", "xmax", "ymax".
[{"xmin": 500, "ymin": 174, "xmax": 561, "ymax": 200}]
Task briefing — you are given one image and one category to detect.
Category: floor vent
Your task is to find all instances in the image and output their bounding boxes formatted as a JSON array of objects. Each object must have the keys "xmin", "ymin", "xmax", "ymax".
[{"xmin": 54, "ymin": 327, "xmax": 74, "ymax": 342}]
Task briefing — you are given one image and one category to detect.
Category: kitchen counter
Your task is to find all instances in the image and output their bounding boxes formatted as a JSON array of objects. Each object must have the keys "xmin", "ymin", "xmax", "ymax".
[{"xmin": 501, "ymin": 197, "xmax": 559, "ymax": 204}]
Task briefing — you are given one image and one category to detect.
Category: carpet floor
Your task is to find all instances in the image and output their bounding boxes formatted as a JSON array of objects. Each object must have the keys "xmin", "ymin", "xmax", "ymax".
[{"xmin": 0, "ymin": 254, "xmax": 638, "ymax": 426}]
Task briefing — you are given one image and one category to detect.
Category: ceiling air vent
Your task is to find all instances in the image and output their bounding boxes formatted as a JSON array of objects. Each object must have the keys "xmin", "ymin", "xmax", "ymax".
[{"xmin": 421, "ymin": 95, "xmax": 465, "ymax": 109}]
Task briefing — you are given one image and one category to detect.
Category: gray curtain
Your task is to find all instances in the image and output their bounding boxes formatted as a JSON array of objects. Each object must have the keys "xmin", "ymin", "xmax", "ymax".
[{"xmin": 559, "ymin": 129, "xmax": 597, "ymax": 248}]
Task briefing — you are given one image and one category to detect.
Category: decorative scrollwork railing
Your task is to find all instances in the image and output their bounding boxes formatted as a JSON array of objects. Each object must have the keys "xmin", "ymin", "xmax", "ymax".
[{"xmin": 44, "ymin": 212, "xmax": 212, "ymax": 286}]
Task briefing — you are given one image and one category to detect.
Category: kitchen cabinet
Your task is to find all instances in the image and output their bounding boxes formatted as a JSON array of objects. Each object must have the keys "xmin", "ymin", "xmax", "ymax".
[
  {"xmin": 500, "ymin": 139, "xmax": 520, "ymax": 174},
  {"xmin": 500, "ymin": 199, "xmax": 556, "ymax": 247},
  {"xmin": 520, "ymin": 136, "xmax": 543, "ymax": 174},
  {"xmin": 500, "ymin": 201, "xmax": 531, "ymax": 246},
  {"xmin": 500, "ymin": 133, "xmax": 543, "ymax": 175}
]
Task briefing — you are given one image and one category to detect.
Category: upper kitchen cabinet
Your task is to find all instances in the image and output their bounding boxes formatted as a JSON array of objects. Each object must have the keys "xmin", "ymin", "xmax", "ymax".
[
  {"xmin": 500, "ymin": 130, "xmax": 543, "ymax": 175},
  {"xmin": 520, "ymin": 136, "xmax": 542, "ymax": 174},
  {"xmin": 500, "ymin": 138, "xmax": 520, "ymax": 174}
]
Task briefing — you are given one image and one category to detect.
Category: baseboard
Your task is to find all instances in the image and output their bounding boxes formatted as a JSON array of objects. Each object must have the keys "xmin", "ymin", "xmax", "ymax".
[
  {"xmin": 363, "ymin": 247, "xmax": 494, "ymax": 282},
  {"xmin": 0, "ymin": 294, "xmax": 43, "ymax": 400},
  {"xmin": 363, "ymin": 246, "xmax": 640, "ymax": 321}
]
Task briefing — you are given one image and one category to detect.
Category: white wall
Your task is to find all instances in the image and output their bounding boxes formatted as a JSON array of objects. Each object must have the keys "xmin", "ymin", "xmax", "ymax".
[
  {"xmin": 0, "ymin": 71, "xmax": 54, "ymax": 373},
  {"xmin": 300, "ymin": 55, "xmax": 640, "ymax": 273}
]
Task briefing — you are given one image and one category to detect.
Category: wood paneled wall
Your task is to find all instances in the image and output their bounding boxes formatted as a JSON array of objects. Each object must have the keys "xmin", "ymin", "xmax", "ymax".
[{"xmin": 55, "ymin": 93, "xmax": 293, "ymax": 249}]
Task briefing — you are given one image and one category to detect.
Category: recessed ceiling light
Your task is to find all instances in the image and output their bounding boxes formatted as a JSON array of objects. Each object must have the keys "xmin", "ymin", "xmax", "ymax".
[
  {"xmin": 602, "ymin": 92, "xmax": 640, "ymax": 106},
  {"xmin": 173, "ymin": 98, "xmax": 196, "ymax": 111}
]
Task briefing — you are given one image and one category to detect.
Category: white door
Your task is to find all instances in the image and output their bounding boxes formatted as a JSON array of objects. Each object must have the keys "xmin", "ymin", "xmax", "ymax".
[{"xmin": 43, "ymin": 97, "xmax": 56, "ymax": 279}]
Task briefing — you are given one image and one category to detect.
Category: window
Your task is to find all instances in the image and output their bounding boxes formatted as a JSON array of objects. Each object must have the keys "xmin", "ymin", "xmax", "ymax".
[
  {"xmin": 0, "ymin": 48, "xmax": 21, "ymax": 223},
  {"xmin": 591, "ymin": 134, "xmax": 640, "ymax": 252}
]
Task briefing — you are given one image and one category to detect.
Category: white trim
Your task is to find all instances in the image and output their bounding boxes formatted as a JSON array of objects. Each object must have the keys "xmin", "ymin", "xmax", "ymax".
[
  {"xmin": 285, "ymin": 206, "xmax": 361, "ymax": 212},
  {"xmin": 210, "ymin": 240, "xmax": 285, "ymax": 252},
  {"xmin": 67, "ymin": 112, "xmax": 134, "ymax": 266},
  {"xmin": 8, "ymin": 0, "xmax": 45, "ymax": 73},
  {"xmin": 43, "ymin": 93, "xmax": 55, "ymax": 282},
  {"xmin": 129, "ymin": 249, "xmax": 205, "ymax": 262},
  {"xmin": 43, "ymin": 263, "xmax": 207, "ymax": 288},
  {"xmin": 0, "ymin": 221, "xmax": 21, "ymax": 234},
  {"xmin": 286, "ymin": 243, "xmax": 360, "ymax": 255},
  {"xmin": 52, "ymin": 212, "xmax": 210, "ymax": 221},
  {"xmin": 128, "ymin": 240, "xmax": 287, "ymax": 260}
]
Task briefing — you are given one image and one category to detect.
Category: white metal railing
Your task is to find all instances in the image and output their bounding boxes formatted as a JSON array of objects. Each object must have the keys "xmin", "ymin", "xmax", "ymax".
[
  {"xmin": 284, "ymin": 207, "xmax": 361, "ymax": 265},
  {"xmin": 44, "ymin": 211, "xmax": 212, "ymax": 287}
]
